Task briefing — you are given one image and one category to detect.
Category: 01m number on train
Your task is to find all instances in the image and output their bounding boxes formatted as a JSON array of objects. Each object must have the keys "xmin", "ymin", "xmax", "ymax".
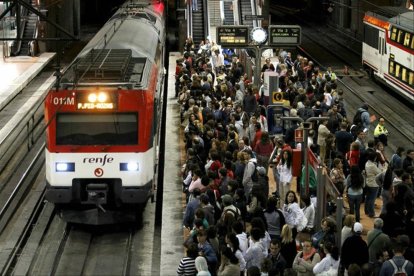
[{"xmin": 53, "ymin": 97, "xmax": 74, "ymax": 106}]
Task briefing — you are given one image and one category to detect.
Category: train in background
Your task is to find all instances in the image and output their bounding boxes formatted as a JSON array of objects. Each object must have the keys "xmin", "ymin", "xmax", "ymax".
[
  {"xmin": 44, "ymin": 0, "xmax": 166, "ymax": 224},
  {"xmin": 362, "ymin": 8, "xmax": 414, "ymax": 104}
]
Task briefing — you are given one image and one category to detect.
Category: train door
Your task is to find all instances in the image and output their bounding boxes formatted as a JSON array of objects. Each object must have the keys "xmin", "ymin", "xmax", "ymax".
[{"xmin": 377, "ymin": 30, "xmax": 387, "ymax": 77}]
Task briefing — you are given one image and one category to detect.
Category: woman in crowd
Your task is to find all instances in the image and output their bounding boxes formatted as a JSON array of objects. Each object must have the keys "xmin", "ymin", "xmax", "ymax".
[
  {"xmin": 280, "ymin": 224, "xmax": 297, "ymax": 269},
  {"xmin": 311, "ymin": 217, "xmax": 337, "ymax": 256},
  {"xmin": 195, "ymin": 256, "xmax": 211, "ymax": 276},
  {"xmin": 225, "ymin": 233, "xmax": 246, "ymax": 274},
  {"xmin": 346, "ymin": 142, "xmax": 360, "ymax": 168},
  {"xmin": 293, "ymin": 239, "xmax": 321, "ymax": 275},
  {"xmin": 375, "ymin": 141, "xmax": 388, "ymax": 171},
  {"xmin": 301, "ymin": 194, "xmax": 315, "ymax": 234},
  {"xmin": 341, "ymin": 214, "xmax": 355, "ymax": 245},
  {"xmin": 312, "ymin": 242, "xmax": 340, "ymax": 275},
  {"xmin": 263, "ymin": 196, "xmax": 286, "ymax": 240},
  {"xmin": 217, "ymin": 246, "xmax": 240, "ymax": 276},
  {"xmin": 254, "ymin": 131, "xmax": 273, "ymax": 172},
  {"xmin": 246, "ymin": 184, "xmax": 267, "ymax": 213},
  {"xmin": 277, "ymin": 150, "xmax": 293, "ymax": 207},
  {"xmin": 345, "ymin": 165, "xmax": 365, "ymax": 222},
  {"xmin": 364, "ymin": 149, "xmax": 382, "ymax": 218},
  {"xmin": 330, "ymin": 158, "xmax": 345, "ymax": 196},
  {"xmin": 177, "ymin": 243, "xmax": 199, "ymax": 276},
  {"xmin": 283, "ymin": 190, "xmax": 305, "ymax": 239}
]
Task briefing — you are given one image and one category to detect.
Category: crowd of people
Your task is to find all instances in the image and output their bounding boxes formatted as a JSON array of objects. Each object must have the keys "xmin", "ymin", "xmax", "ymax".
[{"xmin": 175, "ymin": 36, "xmax": 414, "ymax": 276}]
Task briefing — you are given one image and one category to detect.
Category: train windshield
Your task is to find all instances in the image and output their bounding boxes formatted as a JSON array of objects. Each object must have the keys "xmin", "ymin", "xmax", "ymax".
[{"xmin": 56, "ymin": 113, "xmax": 138, "ymax": 145}]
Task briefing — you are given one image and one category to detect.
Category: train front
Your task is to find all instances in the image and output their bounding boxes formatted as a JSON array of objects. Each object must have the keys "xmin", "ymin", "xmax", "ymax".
[
  {"xmin": 44, "ymin": 1, "xmax": 165, "ymax": 224},
  {"xmin": 45, "ymin": 84, "xmax": 156, "ymax": 224}
]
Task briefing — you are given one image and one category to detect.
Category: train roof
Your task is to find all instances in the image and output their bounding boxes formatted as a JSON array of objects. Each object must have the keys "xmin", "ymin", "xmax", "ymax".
[{"xmin": 366, "ymin": 7, "xmax": 414, "ymax": 32}]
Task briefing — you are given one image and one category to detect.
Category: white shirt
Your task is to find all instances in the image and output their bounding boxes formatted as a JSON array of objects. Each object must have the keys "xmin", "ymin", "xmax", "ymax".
[
  {"xmin": 302, "ymin": 204, "xmax": 315, "ymax": 229},
  {"xmin": 283, "ymin": 202, "xmax": 304, "ymax": 228},
  {"xmin": 313, "ymin": 254, "xmax": 340, "ymax": 274}
]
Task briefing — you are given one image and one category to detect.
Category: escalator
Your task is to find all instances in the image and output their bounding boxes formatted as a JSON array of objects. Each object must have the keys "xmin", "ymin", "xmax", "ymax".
[
  {"xmin": 191, "ymin": 0, "xmax": 207, "ymax": 46},
  {"xmin": 11, "ymin": 0, "xmax": 38, "ymax": 56},
  {"xmin": 239, "ymin": 0, "xmax": 254, "ymax": 27},
  {"xmin": 223, "ymin": 1, "xmax": 234, "ymax": 25}
]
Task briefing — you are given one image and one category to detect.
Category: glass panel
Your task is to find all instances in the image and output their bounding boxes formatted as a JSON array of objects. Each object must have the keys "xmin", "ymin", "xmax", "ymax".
[
  {"xmin": 395, "ymin": 64, "xmax": 400, "ymax": 78},
  {"xmin": 56, "ymin": 113, "xmax": 138, "ymax": 145}
]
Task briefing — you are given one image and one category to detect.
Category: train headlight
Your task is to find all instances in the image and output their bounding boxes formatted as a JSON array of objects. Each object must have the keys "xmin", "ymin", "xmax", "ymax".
[
  {"xmin": 120, "ymin": 162, "xmax": 139, "ymax": 171},
  {"xmin": 56, "ymin": 162, "xmax": 75, "ymax": 172},
  {"xmin": 98, "ymin": 92, "xmax": 107, "ymax": 102},
  {"xmin": 88, "ymin": 93, "xmax": 97, "ymax": 103}
]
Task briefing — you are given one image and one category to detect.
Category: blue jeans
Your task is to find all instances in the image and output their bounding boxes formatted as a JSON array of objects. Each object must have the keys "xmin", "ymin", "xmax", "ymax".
[
  {"xmin": 348, "ymin": 194, "xmax": 363, "ymax": 222},
  {"xmin": 365, "ymin": 187, "xmax": 379, "ymax": 217}
]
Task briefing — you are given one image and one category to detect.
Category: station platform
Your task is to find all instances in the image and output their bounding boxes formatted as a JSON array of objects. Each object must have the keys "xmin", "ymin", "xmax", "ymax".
[
  {"xmin": 161, "ymin": 51, "xmax": 382, "ymax": 273},
  {"xmin": 0, "ymin": 47, "xmax": 55, "ymax": 110}
]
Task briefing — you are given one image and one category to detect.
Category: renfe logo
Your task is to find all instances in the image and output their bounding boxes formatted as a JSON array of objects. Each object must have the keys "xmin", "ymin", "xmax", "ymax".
[{"xmin": 83, "ymin": 154, "xmax": 114, "ymax": 166}]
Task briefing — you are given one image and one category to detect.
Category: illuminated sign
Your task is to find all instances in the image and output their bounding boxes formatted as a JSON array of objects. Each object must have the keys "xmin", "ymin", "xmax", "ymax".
[
  {"xmin": 217, "ymin": 26, "xmax": 249, "ymax": 47},
  {"xmin": 269, "ymin": 25, "xmax": 301, "ymax": 46},
  {"xmin": 77, "ymin": 103, "xmax": 115, "ymax": 110},
  {"xmin": 76, "ymin": 91, "xmax": 117, "ymax": 110}
]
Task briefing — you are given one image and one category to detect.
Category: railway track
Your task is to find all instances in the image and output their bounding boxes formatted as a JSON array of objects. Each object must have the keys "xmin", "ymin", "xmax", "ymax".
[{"xmin": 0, "ymin": 29, "xmax": 163, "ymax": 275}]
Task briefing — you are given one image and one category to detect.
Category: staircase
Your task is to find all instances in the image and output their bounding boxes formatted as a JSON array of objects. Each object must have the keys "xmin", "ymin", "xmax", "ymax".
[
  {"xmin": 239, "ymin": 0, "xmax": 254, "ymax": 27},
  {"xmin": 222, "ymin": 1, "xmax": 234, "ymax": 25},
  {"xmin": 191, "ymin": 0, "xmax": 206, "ymax": 46}
]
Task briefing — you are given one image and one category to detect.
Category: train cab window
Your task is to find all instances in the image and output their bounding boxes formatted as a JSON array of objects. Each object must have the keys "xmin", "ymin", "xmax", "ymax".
[
  {"xmin": 390, "ymin": 27, "xmax": 398, "ymax": 41},
  {"xmin": 403, "ymin": 33, "xmax": 411, "ymax": 48},
  {"xmin": 56, "ymin": 113, "xmax": 138, "ymax": 146}
]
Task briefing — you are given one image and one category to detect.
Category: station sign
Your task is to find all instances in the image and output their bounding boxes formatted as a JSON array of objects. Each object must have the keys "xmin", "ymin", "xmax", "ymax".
[
  {"xmin": 268, "ymin": 25, "xmax": 301, "ymax": 46},
  {"xmin": 216, "ymin": 26, "xmax": 249, "ymax": 47},
  {"xmin": 244, "ymin": 14, "xmax": 265, "ymax": 20},
  {"xmin": 271, "ymin": 91, "xmax": 283, "ymax": 103},
  {"xmin": 294, "ymin": 129, "xmax": 303, "ymax": 142}
]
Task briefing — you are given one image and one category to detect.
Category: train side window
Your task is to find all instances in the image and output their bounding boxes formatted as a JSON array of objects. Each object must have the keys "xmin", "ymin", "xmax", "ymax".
[
  {"xmin": 401, "ymin": 67, "xmax": 407, "ymax": 82},
  {"xmin": 403, "ymin": 33, "xmax": 411, "ymax": 47},
  {"xmin": 411, "ymin": 36, "xmax": 414, "ymax": 50},
  {"xmin": 389, "ymin": 60, "xmax": 394, "ymax": 75},
  {"xmin": 390, "ymin": 27, "xmax": 398, "ymax": 41},
  {"xmin": 397, "ymin": 30, "xmax": 404, "ymax": 44},
  {"xmin": 408, "ymin": 72, "xmax": 414, "ymax": 86},
  {"xmin": 395, "ymin": 64, "xmax": 401, "ymax": 78}
]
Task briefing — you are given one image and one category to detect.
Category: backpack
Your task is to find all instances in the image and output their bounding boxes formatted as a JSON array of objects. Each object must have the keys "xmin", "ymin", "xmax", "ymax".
[
  {"xmin": 352, "ymin": 109, "xmax": 366, "ymax": 126},
  {"xmin": 251, "ymin": 162, "xmax": 258, "ymax": 182},
  {"xmin": 389, "ymin": 259, "xmax": 409, "ymax": 276}
]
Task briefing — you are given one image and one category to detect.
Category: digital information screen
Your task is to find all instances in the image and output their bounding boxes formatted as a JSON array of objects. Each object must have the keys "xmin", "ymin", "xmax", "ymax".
[
  {"xmin": 268, "ymin": 25, "xmax": 301, "ymax": 46},
  {"xmin": 216, "ymin": 26, "xmax": 249, "ymax": 47}
]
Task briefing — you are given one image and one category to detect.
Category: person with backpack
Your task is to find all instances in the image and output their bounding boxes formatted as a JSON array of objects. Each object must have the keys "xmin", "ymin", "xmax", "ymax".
[
  {"xmin": 379, "ymin": 235, "xmax": 413, "ymax": 276},
  {"xmin": 353, "ymin": 103, "xmax": 371, "ymax": 132},
  {"xmin": 242, "ymin": 150, "xmax": 258, "ymax": 197}
]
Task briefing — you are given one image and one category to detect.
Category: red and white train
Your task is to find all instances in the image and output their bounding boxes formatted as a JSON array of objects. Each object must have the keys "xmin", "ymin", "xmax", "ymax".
[
  {"xmin": 362, "ymin": 8, "xmax": 414, "ymax": 103},
  {"xmin": 44, "ymin": 0, "xmax": 166, "ymax": 224}
]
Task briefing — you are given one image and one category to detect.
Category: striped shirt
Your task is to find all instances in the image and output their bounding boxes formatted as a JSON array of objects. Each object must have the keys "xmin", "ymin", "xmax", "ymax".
[{"xmin": 177, "ymin": 257, "xmax": 197, "ymax": 276}]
